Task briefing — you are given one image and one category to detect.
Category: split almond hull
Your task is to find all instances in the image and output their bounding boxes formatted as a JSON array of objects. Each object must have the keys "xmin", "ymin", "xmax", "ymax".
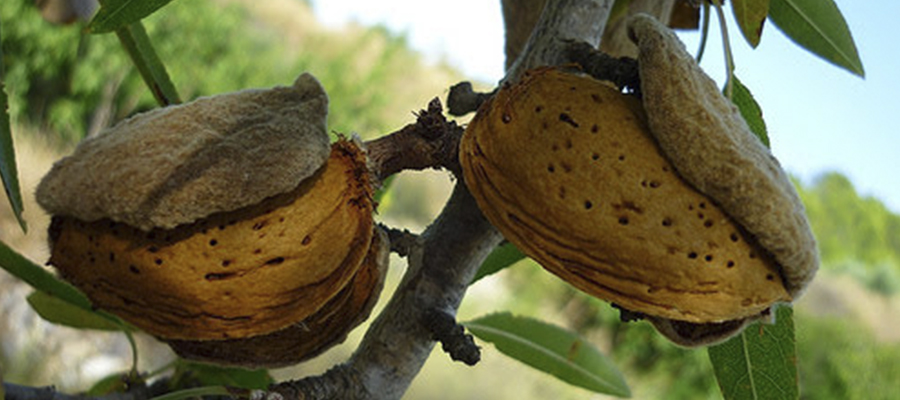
[{"xmin": 460, "ymin": 68, "xmax": 791, "ymax": 324}]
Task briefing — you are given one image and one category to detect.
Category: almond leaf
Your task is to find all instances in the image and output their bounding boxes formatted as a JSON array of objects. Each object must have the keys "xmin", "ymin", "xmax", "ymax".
[
  {"xmin": 0, "ymin": 23, "xmax": 26, "ymax": 233},
  {"xmin": 731, "ymin": 0, "xmax": 770, "ymax": 47},
  {"xmin": 768, "ymin": 0, "xmax": 864, "ymax": 77},
  {"xmin": 471, "ymin": 243, "xmax": 526, "ymax": 284},
  {"xmin": 89, "ymin": 0, "xmax": 175, "ymax": 33},
  {"xmin": 708, "ymin": 306, "xmax": 798, "ymax": 400},
  {"xmin": 27, "ymin": 291, "xmax": 125, "ymax": 331},
  {"xmin": 465, "ymin": 312, "xmax": 630, "ymax": 397}
]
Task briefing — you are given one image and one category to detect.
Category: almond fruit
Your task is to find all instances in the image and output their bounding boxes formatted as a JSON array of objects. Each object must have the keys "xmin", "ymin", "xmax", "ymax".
[
  {"xmin": 460, "ymin": 67, "xmax": 792, "ymax": 327},
  {"xmin": 628, "ymin": 14, "xmax": 817, "ymax": 298},
  {"xmin": 38, "ymin": 74, "xmax": 387, "ymax": 366}
]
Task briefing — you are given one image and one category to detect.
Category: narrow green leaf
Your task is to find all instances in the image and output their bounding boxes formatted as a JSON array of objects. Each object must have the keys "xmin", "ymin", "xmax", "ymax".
[
  {"xmin": 0, "ymin": 241, "xmax": 94, "ymax": 310},
  {"xmin": 731, "ymin": 0, "xmax": 770, "ymax": 47},
  {"xmin": 86, "ymin": 373, "xmax": 131, "ymax": 396},
  {"xmin": 27, "ymin": 291, "xmax": 124, "ymax": 331},
  {"xmin": 89, "ymin": 0, "xmax": 175, "ymax": 33},
  {"xmin": 464, "ymin": 312, "xmax": 630, "ymax": 397},
  {"xmin": 172, "ymin": 361, "xmax": 272, "ymax": 390},
  {"xmin": 708, "ymin": 306, "xmax": 798, "ymax": 400},
  {"xmin": 0, "ymin": 241, "xmax": 128, "ymax": 330},
  {"xmin": 730, "ymin": 76, "xmax": 769, "ymax": 147},
  {"xmin": 0, "ymin": 21, "xmax": 26, "ymax": 233},
  {"xmin": 768, "ymin": 0, "xmax": 864, "ymax": 77},
  {"xmin": 471, "ymin": 243, "xmax": 526, "ymax": 284},
  {"xmin": 114, "ymin": 22, "xmax": 181, "ymax": 106},
  {"xmin": 150, "ymin": 386, "xmax": 232, "ymax": 400}
]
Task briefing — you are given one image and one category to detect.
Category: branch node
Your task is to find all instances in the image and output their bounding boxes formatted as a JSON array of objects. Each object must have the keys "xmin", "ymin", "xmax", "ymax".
[
  {"xmin": 423, "ymin": 308, "xmax": 481, "ymax": 366},
  {"xmin": 364, "ymin": 98, "xmax": 464, "ymax": 182},
  {"xmin": 563, "ymin": 40, "xmax": 641, "ymax": 94},
  {"xmin": 382, "ymin": 224, "xmax": 419, "ymax": 257},
  {"xmin": 447, "ymin": 82, "xmax": 494, "ymax": 116}
]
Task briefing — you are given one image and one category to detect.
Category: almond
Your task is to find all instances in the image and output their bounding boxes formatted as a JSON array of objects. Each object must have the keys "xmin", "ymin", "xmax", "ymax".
[
  {"xmin": 47, "ymin": 140, "xmax": 375, "ymax": 341},
  {"xmin": 38, "ymin": 74, "xmax": 386, "ymax": 366},
  {"xmin": 460, "ymin": 67, "xmax": 791, "ymax": 324},
  {"xmin": 628, "ymin": 14, "xmax": 817, "ymax": 298}
]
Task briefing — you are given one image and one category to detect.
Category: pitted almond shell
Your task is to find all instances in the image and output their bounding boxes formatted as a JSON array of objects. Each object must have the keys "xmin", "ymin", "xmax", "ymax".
[
  {"xmin": 628, "ymin": 14, "xmax": 818, "ymax": 298},
  {"xmin": 47, "ymin": 140, "xmax": 374, "ymax": 341},
  {"xmin": 36, "ymin": 73, "xmax": 330, "ymax": 231},
  {"xmin": 460, "ymin": 67, "xmax": 791, "ymax": 324},
  {"xmin": 166, "ymin": 227, "xmax": 389, "ymax": 368}
]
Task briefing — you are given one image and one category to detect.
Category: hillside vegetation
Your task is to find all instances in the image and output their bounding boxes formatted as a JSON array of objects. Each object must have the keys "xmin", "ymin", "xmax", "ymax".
[
  {"xmin": 1, "ymin": 0, "xmax": 464, "ymax": 142},
  {"xmin": 798, "ymin": 172, "xmax": 900, "ymax": 295}
]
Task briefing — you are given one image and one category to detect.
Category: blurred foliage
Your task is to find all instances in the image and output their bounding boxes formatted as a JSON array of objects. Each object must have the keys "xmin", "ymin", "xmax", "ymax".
[
  {"xmin": 0, "ymin": 0, "xmax": 428, "ymax": 142},
  {"xmin": 796, "ymin": 172, "xmax": 900, "ymax": 295},
  {"xmin": 796, "ymin": 313, "xmax": 900, "ymax": 400}
]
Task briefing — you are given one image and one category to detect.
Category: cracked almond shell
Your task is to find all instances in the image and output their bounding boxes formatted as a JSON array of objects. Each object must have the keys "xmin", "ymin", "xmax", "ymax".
[
  {"xmin": 47, "ymin": 141, "xmax": 376, "ymax": 342},
  {"xmin": 38, "ymin": 74, "xmax": 385, "ymax": 365},
  {"xmin": 460, "ymin": 67, "xmax": 792, "ymax": 325},
  {"xmin": 166, "ymin": 227, "xmax": 388, "ymax": 367}
]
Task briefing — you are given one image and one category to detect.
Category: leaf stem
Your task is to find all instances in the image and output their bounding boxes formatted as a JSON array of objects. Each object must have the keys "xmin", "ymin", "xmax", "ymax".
[
  {"xmin": 124, "ymin": 330, "xmax": 139, "ymax": 377},
  {"xmin": 709, "ymin": 0, "xmax": 735, "ymax": 99},
  {"xmin": 696, "ymin": 1, "xmax": 711, "ymax": 62}
]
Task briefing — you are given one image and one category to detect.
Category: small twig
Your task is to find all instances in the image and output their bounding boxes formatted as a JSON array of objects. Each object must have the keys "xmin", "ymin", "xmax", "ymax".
[
  {"xmin": 564, "ymin": 40, "xmax": 641, "ymax": 93},
  {"xmin": 424, "ymin": 308, "xmax": 481, "ymax": 366},
  {"xmin": 381, "ymin": 224, "xmax": 419, "ymax": 257},
  {"xmin": 364, "ymin": 98, "xmax": 464, "ymax": 182},
  {"xmin": 262, "ymin": 365, "xmax": 358, "ymax": 400},
  {"xmin": 446, "ymin": 82, "xmax": 495, "ymax": 117}
]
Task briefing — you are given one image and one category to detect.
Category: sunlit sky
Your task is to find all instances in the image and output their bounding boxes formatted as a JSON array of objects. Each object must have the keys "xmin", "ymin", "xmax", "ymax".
[{"xmin": 311, "ymin": 1, "xmax": 900, "ymax": 213}]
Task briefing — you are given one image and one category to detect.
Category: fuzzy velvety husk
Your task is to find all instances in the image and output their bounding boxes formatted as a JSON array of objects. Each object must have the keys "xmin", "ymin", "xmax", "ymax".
[
  {"xmin": 37, "ymin": 73, "xmax": 330, "ymax": 231},
  {"xmin": 627, "ymin": 14, "xmax": 818, "ymax": 298}
]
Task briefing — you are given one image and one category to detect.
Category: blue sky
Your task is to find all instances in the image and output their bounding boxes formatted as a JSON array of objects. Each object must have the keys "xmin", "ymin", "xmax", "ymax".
[{"xmin": 312, "ymin": 1, "xmax": 900, "ymax": 212}]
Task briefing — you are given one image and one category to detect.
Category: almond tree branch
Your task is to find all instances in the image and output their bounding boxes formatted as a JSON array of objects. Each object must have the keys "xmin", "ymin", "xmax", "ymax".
[
  {"xmin": 265, "ymin": 1, "xmax": 617, "ymax": 399},
  {"xmin": 505, "ymin": 0, "xmax": 614, "ymax": 82},
  {"xmin": 446, "ymin": 82, "xmax": 494, "ymax": 117},
  {"xmin": 364, "ymin": 98, "xmax": 463, "ymax": 182}
]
